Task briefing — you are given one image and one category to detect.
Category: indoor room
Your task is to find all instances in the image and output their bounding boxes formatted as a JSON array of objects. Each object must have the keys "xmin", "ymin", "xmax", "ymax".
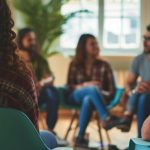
[{"xmin": 0, "ymin": 0, "xmax": 150, "ymax": 150}]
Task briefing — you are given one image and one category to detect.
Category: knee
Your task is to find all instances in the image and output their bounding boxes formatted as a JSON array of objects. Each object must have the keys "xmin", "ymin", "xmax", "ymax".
[
  {"xmin": 142, "ymin": 116, "xmax": 150, "ymax": 141},
  {"xmin": 82, "ymin": 96, "xmax": 95, "ymax": 109},
  {"xmin": 40, "ymin": 130, "xmax": 58, "ymax": 149},
  {"xmin": 139, "ymin": 94, "xmax": 150, "ymax": 106},
  {"xmin": 83, "ymin": 96, "xmax": 92, "ymax": 106},
  {"xmin": 86, "ymin": 86, "xmax": 99, "ymax": 94}
]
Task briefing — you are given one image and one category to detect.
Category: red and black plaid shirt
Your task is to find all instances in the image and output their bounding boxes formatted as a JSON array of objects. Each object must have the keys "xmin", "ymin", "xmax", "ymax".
[
  {"xmin": 0, "ymin": 62, "xmax": 39, "ymax": 130},
  {"xmin": 67, "ymin": 58, "xmax": 116, "ymax": 103}
]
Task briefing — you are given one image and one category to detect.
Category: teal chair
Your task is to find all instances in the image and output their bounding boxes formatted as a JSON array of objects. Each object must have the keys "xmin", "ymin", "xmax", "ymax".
[
  {"xmin": 129, "ymin": 138, "xmax": 150, "ymax": 150},
  {"xmin": 0, "ymin": 108, "xmax": 72, "ymax": 150},
  {"xmin": 57, "ymin": 86, "xmax": 124, "ymax": 148}
]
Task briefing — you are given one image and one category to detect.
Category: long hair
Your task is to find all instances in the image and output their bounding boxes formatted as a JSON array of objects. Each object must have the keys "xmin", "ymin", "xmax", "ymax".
[
  {"xmin": 0, "ymin": 0, "xmax": 18, "ymax": 66},
  {"xmin": 17, "ymin": 28, "xmax": 33, "ymax": 50},
  {"xmin": 73, "ymin": 34, "xmax": 96, "ymax": 66}
]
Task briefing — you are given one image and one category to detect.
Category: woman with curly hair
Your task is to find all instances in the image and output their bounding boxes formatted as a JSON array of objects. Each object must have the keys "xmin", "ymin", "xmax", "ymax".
[
  {"xmin": 0, "ymin": 0, "xmax": 57, "ymax": 148},
  {"xmin": 0, "ymin": 0, "xmax": 39, "ymax": 130}
]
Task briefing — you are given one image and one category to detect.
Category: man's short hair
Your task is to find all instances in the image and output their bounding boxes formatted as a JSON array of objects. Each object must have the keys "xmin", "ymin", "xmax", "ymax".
[{"xmin": 147, "ymin": 24, "xmax": 150, "ymax": 32}]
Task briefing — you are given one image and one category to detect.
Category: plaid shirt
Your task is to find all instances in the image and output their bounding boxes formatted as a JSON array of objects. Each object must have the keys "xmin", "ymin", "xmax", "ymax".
[
  {"xmin": 67, "ymin": 59, "xmax": 116, "ymax": 103},
  {"xmin": 0, "ymin": 62, "xmax": 39, "ymax": 130}
]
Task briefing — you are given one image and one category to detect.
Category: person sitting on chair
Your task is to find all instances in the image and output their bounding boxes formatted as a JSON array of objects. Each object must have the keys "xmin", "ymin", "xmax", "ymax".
[
  {"xmin": 118, "ymin": 25, "xmax": 150, "ymax": 138},
  {"xmin": 16, "ymin": 28, "xmax": 67, "ymax": 146},
  {"xmin": 67, "ymin": 34, "xmax": 121, "ymax": 147},
  {"xmin": 0, "ymin": 0, "xmax": 57, "ymax": 149},
  {"xmin": 17, "ymin": 28, "xmax": 59, "ymax": 132}
]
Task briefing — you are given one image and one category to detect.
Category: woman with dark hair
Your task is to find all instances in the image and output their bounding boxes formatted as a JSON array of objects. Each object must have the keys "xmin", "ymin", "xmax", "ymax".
[
  {"xmin": 67, "ymin": 34, "xmax": 120, "ymax": 147},
  {"xmin": 0, "ymin": 0, "xmax": 57, "ymax": 149},
  {"xmin": 16, "ymin": 28, "xmax": 67, "ymax": 146},
  {"xmin": 17, "ymin": 27, "xmax": 59, "ymax": 131}
]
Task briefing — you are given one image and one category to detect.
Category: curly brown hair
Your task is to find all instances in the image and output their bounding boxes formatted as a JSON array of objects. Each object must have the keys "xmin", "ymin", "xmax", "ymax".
[{"xmin": 0, "ymin": 0, "xmax": 18, "ymax": 66}]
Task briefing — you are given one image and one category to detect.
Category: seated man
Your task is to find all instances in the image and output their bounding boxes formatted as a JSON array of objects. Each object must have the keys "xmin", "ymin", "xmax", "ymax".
[
  {"xmin": 118, "ymin": 25, "xmax": 150, "ymax": 138},
  {"xmin": 142, "ymin": 116, "xmax": 150, "ymax": 141}
]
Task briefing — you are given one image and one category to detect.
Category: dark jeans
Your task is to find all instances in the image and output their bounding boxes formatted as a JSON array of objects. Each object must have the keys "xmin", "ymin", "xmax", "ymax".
[
  {"xmin": 136, "ymin": 93, "xmax": 150, "ymax": 137},
  {"xmin": 69, "ymin": 86, "xmax": 109, "ymax": 138},
  {"xmin": 39, "ymin": 86, "xmax": 59, "ymax": 130},
  {"xmin": 40, "ymin": 130, "xmax": 58, "ymax": 149},
  {"xmin": 127, "ymin": 93, "xmax": 150, "ymax": 137}
]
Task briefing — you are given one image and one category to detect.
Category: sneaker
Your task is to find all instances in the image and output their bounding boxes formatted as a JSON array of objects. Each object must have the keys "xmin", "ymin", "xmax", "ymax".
[
  {"xmin": 103, "ymin": 116, "xmax": 121, "ymax": 130},
  {"xmin": 75, "ymin": 136, "xmax": 89, "ymax": 148},
  {"xmin": 55, "ymin": 135, "xmax": 69, "ymax": 147},
  {"xmin": 116, "ymin": 118, "xmax": 132, "ymax": 132},
  {"xmin": 51, "ymin": 131, "xmax": 69, "ymax": 147},
  {"xmin": 108, "ymin": 144, "xmax": 120, "ymax": 150}
]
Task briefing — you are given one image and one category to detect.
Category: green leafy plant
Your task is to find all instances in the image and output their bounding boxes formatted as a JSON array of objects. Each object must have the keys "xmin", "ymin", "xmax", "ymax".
[{"xmin": 13, "ymin": 0, "xmax": 89, "ymax": 57}]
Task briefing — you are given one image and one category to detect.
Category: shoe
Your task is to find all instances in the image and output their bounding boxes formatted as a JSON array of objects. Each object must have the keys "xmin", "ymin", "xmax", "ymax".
[
  {"xmin": 103, "ymin": 115, "xmax": 121, "ymax": 130},
  {"xmin": 75, "ymin": 136, "xmax": 89, "ymax": 148},
  {"xmin": 116, "ymin": 118, "xmax": 132, "ymax": 132},
  {"xmin": 55, "ymin": 135, "xmax": 69, "ymax": 147},
  {"xmin": 108, "ymin": 144, "xmax": 120, "ymax": 150},
  {"xmin": 51, "ymin": 131, "xmax": 69, "ymax": 146}
]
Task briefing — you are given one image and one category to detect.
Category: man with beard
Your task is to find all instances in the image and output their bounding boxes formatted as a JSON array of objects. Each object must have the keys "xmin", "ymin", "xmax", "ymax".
[
  {"xmin": 117, "ymin": 25, "xmax": 150, "ymax": 138},
  {"xmin": 17, "ymin": 28, "xmax": 67, "ymax": 146}
]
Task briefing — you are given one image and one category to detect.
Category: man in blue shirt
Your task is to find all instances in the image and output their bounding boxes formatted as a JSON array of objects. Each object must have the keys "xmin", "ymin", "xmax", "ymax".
[{"xmin": 118, "ymin": 25, "xmax": 150, "ymax": 138}]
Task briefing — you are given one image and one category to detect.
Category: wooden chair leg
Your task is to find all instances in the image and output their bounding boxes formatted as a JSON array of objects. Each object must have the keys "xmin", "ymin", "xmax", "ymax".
[
  {"xmin": 72, "ymin": 120, "xmax": 79, "ymax": 140},
  {"xmin": 64, "ymin": 110, "xmax": 78, "ymax": 140},
  {"xmin": 97, "ymin": 117, "xmax": 105, "ymax": 150},
  {"xmin": 105, "ymin": 130, "xmax": 111, "ymax": 144}
]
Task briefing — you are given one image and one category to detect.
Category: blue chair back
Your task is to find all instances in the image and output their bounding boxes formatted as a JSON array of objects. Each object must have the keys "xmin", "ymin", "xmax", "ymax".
[{"xmin": 107, "ymin": 88, "xmax": 124, "ymax": 110}]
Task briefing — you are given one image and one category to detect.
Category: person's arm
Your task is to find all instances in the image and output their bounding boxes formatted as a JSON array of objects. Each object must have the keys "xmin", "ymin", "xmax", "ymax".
[
  {"xmin": 142, "ymin": 116, "xmax": 150, "ymax": 141},
  {"xmin": 125, "ymin": 72, "xmax": 138, "ymax": 96},
  {"xmin": 39, "ymin": 58, "xmax": 54, "ymax": 87},
  {"xmin": 67, "ymin": 62, "xmax": 83, "ymax": 90},
  {"xmin": 125, "ymin": 57, "xmax": 139, "ymax": 96},
  {"xmin": 103, "ymin": 63, "xmax": 116, "ymax": 100}
]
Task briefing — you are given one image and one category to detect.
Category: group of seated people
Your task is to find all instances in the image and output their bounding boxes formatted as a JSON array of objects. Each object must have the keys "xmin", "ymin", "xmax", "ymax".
[{"xmin": 0, "ymin": 0, "xmax": 150, "ymax": 149}]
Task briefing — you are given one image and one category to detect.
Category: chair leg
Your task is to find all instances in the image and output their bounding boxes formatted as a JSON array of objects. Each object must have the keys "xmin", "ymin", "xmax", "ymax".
[
  {"xmin": 72, "ymin": 120, "xmax": 79, "ymax": 140},
  {"xmin": 105, "ymin": 130, "xmax": 111, "ymax": 144},
  {"xmin": 97, "ymin": 117, "xmax": 105, "ymax": 150},
  {"xmin": 64, "ymin": 110, "xmax": 78, "ymax": 140}
]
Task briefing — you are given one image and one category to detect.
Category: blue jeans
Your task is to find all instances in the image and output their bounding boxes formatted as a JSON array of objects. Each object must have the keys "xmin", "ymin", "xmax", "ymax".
[
  {"xmin": 39, "ymin": 86, "xmax": 59, "ymax": 130},
  {"xmin": 40, "ymin": 130, "xmax": 58, "ymax": 149},
  {"xmin": 69, "ymin": 86, "xmax": 109, "ymax": 138},
  {"xmin": 127, "ymin": 93, "xmax": 150, "ymax": 137},
  {"xmin": 137, "ymin": 94, "xmax": 150, "ymax": 137}
]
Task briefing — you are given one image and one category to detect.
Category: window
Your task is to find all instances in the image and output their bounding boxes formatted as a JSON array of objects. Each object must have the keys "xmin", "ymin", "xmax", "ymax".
[
  {"xmin": 104, "ymin": 0, "xmax": 141, "ymax": 49},
  {"xmin": 61, "ymin": 0, "xmax": 98, "ymax": 49},
  {"xmin": 61, "ymin": 0, "xmax": 141, "ymax": 55}
]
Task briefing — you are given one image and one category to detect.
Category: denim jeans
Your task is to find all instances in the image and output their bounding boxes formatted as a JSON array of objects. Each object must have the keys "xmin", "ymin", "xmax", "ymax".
[
  {"xmin": 40, "ymin": 130, "xmax": 58, "ymax": 149},
  {"xmin": 127, "ymin": 93, "xmax": 150, "ymax": 137},
  {"xmin": 69, "ymin": 86, "xmax": 109, "ymax": 138},
  {"xmin": 126, "ymin": 92, "xmax": 139, "ymax": 113},
  {"xmin": 136, "ymin": 94, "xmax": 150, "ymax": 137},
  {"xmin": 39, "ymin": 86, "xmax": 59, "ymax": 130}
]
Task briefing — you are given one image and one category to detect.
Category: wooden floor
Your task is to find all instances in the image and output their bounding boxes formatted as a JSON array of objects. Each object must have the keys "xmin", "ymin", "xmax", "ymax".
[{"xmin": 39, "ymin": 117, "xmax": 137, "ymax": 150}]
